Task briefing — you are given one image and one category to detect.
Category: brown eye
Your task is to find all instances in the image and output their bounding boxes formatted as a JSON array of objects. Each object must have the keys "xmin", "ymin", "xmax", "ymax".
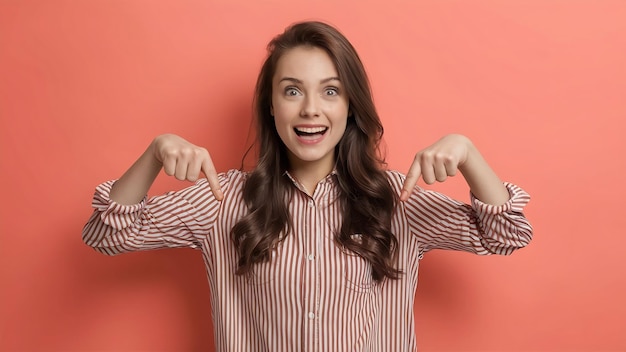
[
  {"xmin": 285, "ymin": 88, "xmax": 300, "ymax": 96},
  {"xmin": 325, "ymin": 87, "xmax": 339, "ymax": 96}
]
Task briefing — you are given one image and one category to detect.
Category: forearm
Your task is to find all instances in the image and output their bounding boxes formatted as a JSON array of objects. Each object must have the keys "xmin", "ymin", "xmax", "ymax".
[
  {"xmin": 459, "ymin": 141, "xmax": 509, "ymax": 206},
  {"xmin": 109, "ymin": 141, "xmax": 162, "ymax": 205}
]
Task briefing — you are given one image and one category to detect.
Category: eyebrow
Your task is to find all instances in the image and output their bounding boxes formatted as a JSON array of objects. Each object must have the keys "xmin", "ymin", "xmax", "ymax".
[{"xmin": 279, "ymin": 77, "xmax": 341, "ymax": 84}]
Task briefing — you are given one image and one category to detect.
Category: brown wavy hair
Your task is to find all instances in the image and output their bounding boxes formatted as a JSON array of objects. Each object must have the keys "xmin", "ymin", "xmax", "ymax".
[{"xmin": 232, "ymin": 21, "xmax": 400, "ymax": 283}]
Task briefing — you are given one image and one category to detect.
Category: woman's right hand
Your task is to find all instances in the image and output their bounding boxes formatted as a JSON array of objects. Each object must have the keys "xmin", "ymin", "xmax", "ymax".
[{"xmin": 152, "ymin": 134, "xmax": 223, "ymax": 200}]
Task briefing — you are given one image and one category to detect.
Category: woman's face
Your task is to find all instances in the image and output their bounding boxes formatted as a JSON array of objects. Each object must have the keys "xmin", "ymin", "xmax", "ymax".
[{"xmin": 271, "ymin": 46, "xmax": 349, "ymax": 174}]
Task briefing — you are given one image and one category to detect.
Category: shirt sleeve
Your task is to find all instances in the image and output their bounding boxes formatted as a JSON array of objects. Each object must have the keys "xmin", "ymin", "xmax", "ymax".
[
  {"xmin": 81, "ymin": 171, "xmax": 233, "ymax": 256},
  {"xmin": 400, "ymin": 174, "xmax": 533, "ymax": 256}
]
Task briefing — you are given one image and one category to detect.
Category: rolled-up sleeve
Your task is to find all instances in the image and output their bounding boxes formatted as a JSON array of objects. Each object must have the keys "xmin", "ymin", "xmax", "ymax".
[
  {"xmin": 82, "ymin": 173, "xmax": 229, "ymax": 256},
  {"xmin": 403, "ymin": 178, "xmax": 533, "ymax": 256}
]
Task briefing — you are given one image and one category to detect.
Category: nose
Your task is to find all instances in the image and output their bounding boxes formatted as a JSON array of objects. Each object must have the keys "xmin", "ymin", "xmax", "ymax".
[{"xmin": 300, "ymin": 94, "xmax": 320, "ymax": 118}]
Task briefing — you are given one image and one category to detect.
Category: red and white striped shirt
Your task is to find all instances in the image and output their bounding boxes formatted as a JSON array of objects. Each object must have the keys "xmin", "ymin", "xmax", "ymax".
[{"xmin": 82, "ymin": 169, "xmax": 532, "ymax": 351}]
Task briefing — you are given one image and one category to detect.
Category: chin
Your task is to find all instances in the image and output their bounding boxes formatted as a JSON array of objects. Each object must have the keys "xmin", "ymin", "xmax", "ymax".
[{"xmin": 290, "ymin": 149, "xmax": 333, "ymax": 164}]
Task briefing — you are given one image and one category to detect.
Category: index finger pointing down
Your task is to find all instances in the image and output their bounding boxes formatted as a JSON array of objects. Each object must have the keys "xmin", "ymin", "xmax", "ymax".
[
  {"xmin": 201, "ymin": 159, "xmax": 223, "ymax": 201},
  {"xmin": 401, "ymin": 162, "xmax": 422, "ymax": 202}
]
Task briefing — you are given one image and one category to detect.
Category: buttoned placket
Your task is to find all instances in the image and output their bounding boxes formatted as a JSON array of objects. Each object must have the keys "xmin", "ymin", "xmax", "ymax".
[
  {"xmin": 285, "ymin": 172, "xmax": 334, "ymax": 351},
  {"xmin": 303, "ymin": 190, "xmax": 322, "ymax": 351}
]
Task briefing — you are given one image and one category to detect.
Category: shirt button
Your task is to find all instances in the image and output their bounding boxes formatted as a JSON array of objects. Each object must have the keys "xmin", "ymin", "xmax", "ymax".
[
  {"xmin": 307, "ymin": 254, "xmax": 315, "ymax": 261},
  {"xmin": 308, "ymin": 200, "xmax": 314, "ymax": 208},
  {"xmin": 308, "ymin": 312, "xmax": 315, "ymax": 319}
]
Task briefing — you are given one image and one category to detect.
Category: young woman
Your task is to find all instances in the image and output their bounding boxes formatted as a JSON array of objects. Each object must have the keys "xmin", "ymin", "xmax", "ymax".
[{"xmin": 83, "ymin": 21, "xmax": 532, "ymax": 351}]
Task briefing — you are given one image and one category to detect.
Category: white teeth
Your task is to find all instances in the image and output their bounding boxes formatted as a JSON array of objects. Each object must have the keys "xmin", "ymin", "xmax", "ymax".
[{"xmin": 295, "ymin": 127, "xmax": 327, "ymax": 134}]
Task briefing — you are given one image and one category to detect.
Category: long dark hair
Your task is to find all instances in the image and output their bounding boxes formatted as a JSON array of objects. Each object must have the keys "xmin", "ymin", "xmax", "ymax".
[{"xmin": 232, "ymin": 21, "xmax": 400, "ymax": 283}]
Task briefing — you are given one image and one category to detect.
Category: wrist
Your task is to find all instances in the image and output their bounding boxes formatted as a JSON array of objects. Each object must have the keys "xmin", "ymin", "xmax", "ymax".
[
  {"xmin": 457, "ymin": 135, "xmax": 477, "ymax": 174},
  {"xmin": 143, "ymin": 140, "xmax": 164, "ymax": 173},
  {"xmin": 149, "ymin": 136, "xmax": 166, "ymax": 165}
]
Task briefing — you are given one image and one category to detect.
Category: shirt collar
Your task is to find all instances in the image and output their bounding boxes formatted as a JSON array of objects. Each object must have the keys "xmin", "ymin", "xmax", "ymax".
[{"xmin": 283, "ymin": 168, "xmax": 338, "ymax": 196}]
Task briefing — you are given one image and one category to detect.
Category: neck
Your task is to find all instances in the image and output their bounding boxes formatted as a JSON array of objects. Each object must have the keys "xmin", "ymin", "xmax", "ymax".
[{"xmin": 288, "ymin": 158, "xmax": 334, "ymax": 196}]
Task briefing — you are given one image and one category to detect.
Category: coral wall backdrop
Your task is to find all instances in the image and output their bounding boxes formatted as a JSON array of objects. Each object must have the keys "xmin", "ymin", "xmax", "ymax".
[{"xmin": 1, "ymin": 1, "xmax": 625, "ymax": 351}]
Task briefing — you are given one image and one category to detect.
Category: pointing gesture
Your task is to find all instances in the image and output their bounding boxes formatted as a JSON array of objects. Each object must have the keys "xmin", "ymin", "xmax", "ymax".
[
  {"xmin": 109, "ymin": 134, "xmax": 223, "ymax": 205},
  {"xmin": 400, "ymin": 134, "xmax": 471, "ymax": 202},
  {"xmin": 154, "ymin": 134, "xmax": 224, "ymax": 201}
]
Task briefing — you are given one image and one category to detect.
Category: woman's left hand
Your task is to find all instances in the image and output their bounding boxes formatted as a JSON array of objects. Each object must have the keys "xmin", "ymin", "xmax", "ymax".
[{"xmin": 400, "ymin": 134, "xmax": 473, "ymax": 201}]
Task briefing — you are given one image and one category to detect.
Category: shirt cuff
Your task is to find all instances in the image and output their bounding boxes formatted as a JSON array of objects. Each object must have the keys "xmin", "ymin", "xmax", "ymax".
[
  {"xmin": 92, "ymin": 180, "xmax": 148, "ymax": 230},
  {"xmin": 470, "ymin": 182, "xmax": 530, "ymax": 215}
]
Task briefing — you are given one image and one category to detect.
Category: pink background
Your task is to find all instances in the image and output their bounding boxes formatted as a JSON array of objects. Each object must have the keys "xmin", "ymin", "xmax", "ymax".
[{"xmin": 1, "ymin": 1, "xmax": 625, "ymax": 350}]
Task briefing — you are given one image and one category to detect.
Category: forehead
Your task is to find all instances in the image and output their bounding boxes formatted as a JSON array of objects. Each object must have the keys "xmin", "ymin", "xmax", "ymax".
[{"xmin": 273, "ymin": 46, "xmax": 338, "ymax": 80}]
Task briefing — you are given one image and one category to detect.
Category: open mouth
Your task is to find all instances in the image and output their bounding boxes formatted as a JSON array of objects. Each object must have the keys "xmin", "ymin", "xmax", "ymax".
[{"xmin": 294, "ymin": 126, "xmax": 328, "ymax": 137}]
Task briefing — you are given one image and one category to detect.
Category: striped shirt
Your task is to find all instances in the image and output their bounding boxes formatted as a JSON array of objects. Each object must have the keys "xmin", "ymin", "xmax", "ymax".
[{"xmin": 82, "ymin": 169, "xmax": 532, "ymax": 351}]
